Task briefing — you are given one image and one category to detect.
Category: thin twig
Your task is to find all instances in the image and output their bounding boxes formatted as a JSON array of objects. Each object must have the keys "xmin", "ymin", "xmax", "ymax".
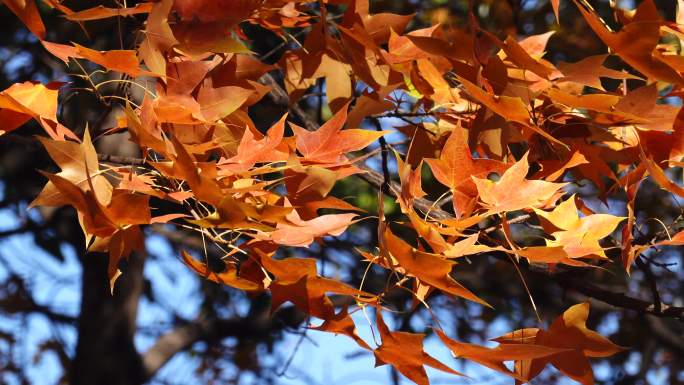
[{"xmin": 636, "ymin": 256, "xmax": 662, "ymax": 314}]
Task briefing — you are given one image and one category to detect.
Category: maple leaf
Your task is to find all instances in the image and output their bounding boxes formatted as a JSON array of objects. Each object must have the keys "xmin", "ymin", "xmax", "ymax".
[
  {"xmin": 456, "ymin": 75, "xmax": 531, "ymax": 126},
  {"xmin": 435, "ymin": 329, "xmax": 569, "ymax": 380},
  {"xmin": 640, "ymin": 149, "xmax": 684, "ymax": 199},
  {"xmin": 394, "ymin": 149, "xmax": 427, "ymax": 210},
  {"xmin": 7, "ymin": 0, "xmax": 674, "ymax": 380},
  {"xmin": 279, "ymin": 21, "xmax": 355, "ymax": 111},
  {"xmin": 347, "ymin": 87, "xmax": 395, "ymax": 128},
  {"xmin": 124, "ymin": 99, "xmax": 168, "ymax": 155},
  {"xmin": 196, "ymin": 83, "xmax": 254, "ymax": 122},
  {"xmin": 494, "ymin": 303, "xmax": 625, "ymax": 385},
  {"xmin": 268, "ymin": 210, "xmax": 359, "ymax": 247},
  {"xmin": 519, "ymin": 31, "xmax": 556, "ymax": 57},
  {"xmin": 457, "ymin": 75, "xmax": 566, "ymax": 146},
  {"xmin": 514, "ymin": 246, "xmax": 593, "ymax": 267},
  {"xmin": 40, "ymin": 172, "xmax": 117, "ymax": 238},
  {"xmin": 316, "ymin": 54, "xmax": 354, "ymax": 111},
  {"xmin": 639, "ymin": 120, "xmax": 684, "ymax": 168},
  {"xmin": 414, "ymin": 59, "xmax": 461, "ymax": 107},
  {"xmin": 63, "ymin": 3, "xmax": 154, "ymax": 21},
  {"xmin": 620, "ymin": 165, "xmax": 645, "ymax": 272},
  {"xmin": 284, "ymin": 165, "xmax": 339, "ymax": 208},
  {"xmin": 557, "ymin": 54, "xmax": 641, "ymax": 91},
  {"xmin": 559, "ymin": 141, "xmax": 619, "ymax": 195},
  {"xmin": 534, "ymin": 150, "xmax": 589, "ymax": 181},
  {"xmin": 336, "ymin": 22, "xmax": 393, "ymax": 89},
  {"xmin": 40, "ymin": 173, "xmax": 151, "ymax": 283},
  {"xmin": 443, "ymin": 234, "xmax": 500, "ymax": 259},
  {"xmin": 95, "ymin": 190, "xmax": 151, "ymax": 284},
  {"xmin": 311, "ymin": 310, "xmax": 371, "ymax": 350},
  {"xmin": 173, "ymin": 0, "xmax": 259, "ymax": 24},
  {"xmin": 343, "ymin": 0, "xmax": 413, "ymax": 45},
  {"xmin": 222, "ymin": 114, "xmax": 288, "ymax": 171},
  {"xmin": 0, "ymin": 81, "xmax": 76, "ymax": 140},
  {"xmin": 626, "ymin": 230, "xmax": 684, "ymax": 271},
  {"xmin": 256, "ymin": 251, "xmax": 374, "ymax": 320},
  {"xmin": 31, "ymin": 130, "xmax": 113, "ymax": 208},
  {"xmin": 138, "ymin": 0, "xmax": 178, "ymax": 77},
  {"xmin": 501, "ymin": 35, "xmax": 559, "ymax": 80},
  {"xmin": 42, "ymin": 41, "xmax": 152, "ymax": 78},
  {"xmin": 613, "ymin": 84, "xmax": 680, "ymax": 132},
  {"xmin": 292, "ymin": 103, "xmax": 386, "ymax": 165},
  {"xmin": 165, "ymin": 136, "xmax": 224, "ymax": 205},
  {"xmin": 472, "ymin": 152, "xmax": 567, "ymax": 214},
  {"xmin": 2, "ymin": 0, "xmax": 45, "ymax": 39},
  {"xmin": 115, "ymin": 168, "xmax": 164, "ymax": 198},
  {"xmin": 551, "ymin": 0, "xmax": 560, "ymax": 22},
  {"xmin": 175, "ymin": 20, "xmax": 252, "ymax": 57},
  {"xmin": 373, "ymin": 309, "xmax": 464, "ymax": 385},
  {"xmin": 426, "ymin": 124, "xmax": 508, "ymax": 217},
  {"xmin": 388, "ymin": 24, "xmax": 458, "ymax": 65},
  {"xmin": 188, "ymin": 193, "xmax": 290, "ymax": 230},
  {"xmin": 384, "ymin": 228, "xmax": 489, "ymax": 306},
  {"xmin": 572, "ymin": 0, "xmax": 684, "ymax": 85},
  {"xmin": 533, "ymin": 195, "xmax": 625, "ymax": 259}
]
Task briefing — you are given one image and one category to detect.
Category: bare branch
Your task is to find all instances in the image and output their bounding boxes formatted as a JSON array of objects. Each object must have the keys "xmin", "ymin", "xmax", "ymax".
[
  {"xmin": 645, "ymin": 316, "xmax": 684, "ymax": 354},
  {"xmin": 527, "ymin": 264, "xmax": 684, "ymax": 321},
  {"xmin": 97, "ymin": 153, "xmax": 146, "ymax": 166},
  {"xmin": 142, "ymin": 308, "xmax": 306, "ymax": 379}
]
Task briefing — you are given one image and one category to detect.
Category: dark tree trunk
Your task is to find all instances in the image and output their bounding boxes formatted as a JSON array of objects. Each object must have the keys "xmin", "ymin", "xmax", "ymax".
[{"xmin": 71, "ymin": 251, "xmax": 146, "ymax": 385}]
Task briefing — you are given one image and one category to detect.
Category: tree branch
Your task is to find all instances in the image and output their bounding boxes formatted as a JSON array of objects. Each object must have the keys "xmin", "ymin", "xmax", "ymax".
[
  {"xmin": 636, "ymin": 256, "xmax": 662, "ymax": 313},
  {"xmin": 526, "ymin": 264, "xmax": 684, "ymax": 321},
  {"xmin": 142, "ymin": 307, "xmax": 306, "ymax": 379},
  {"xmin": 97, "ymin": 153, "xmax": 146, "ymax": 166},
  {"xmin": 645, "ymin": 316, "xmax": 684, "ymax": 354},
  {"xmin": 0, "ymin": 274, "xmax": 77, "ymax": 325}
]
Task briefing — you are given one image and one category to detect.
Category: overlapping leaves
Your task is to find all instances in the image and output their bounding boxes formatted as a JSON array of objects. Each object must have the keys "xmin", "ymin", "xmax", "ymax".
[{"xmin": 6, "ymin": 0, "xmax": 684, "ymax": 384}]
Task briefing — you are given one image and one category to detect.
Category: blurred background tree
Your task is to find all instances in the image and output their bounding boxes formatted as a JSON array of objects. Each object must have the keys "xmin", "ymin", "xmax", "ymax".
[{"xmin": 0, "ymin": 1, "xmax": 682, "ymax": 385}]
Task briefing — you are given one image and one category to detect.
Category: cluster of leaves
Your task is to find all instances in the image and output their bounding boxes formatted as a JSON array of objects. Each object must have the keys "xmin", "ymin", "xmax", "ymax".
[{"xmin": 2, "ymin": 0, "xmax": 684, "ymax": 384}]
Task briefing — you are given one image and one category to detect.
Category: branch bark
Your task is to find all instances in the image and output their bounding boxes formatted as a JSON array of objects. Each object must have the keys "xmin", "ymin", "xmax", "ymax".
[
  {"xmin": 142, "ymin": 305, "xmax": 306, "ymax": 379},
  {"xmin": 71, "ymin": 251, "xmax": 147, "ymax": 385},
  {"xmin": 645, "ymin": 316, "xmax": 684, "ymax": 354},
  {"xmin": 526, "ymin": 263, "xmax": 684, "ymax": 322}
]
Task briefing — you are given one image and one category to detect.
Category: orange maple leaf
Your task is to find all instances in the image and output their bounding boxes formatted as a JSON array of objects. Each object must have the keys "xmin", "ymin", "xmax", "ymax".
[
  {"xmin": 533, "ymin": 195, "xmax": 625, "ymax": 259},
  {"xmin": 426, "ymin": 124, "xmax": 508, "ymax": 217},
  {"xmin": 494, "ymin": 303, "xmax": 625, "ymax": 385},
  {"xmin": 384, "ymin": 228, "xmax": 489, "ymax": 306},
  {"xmin": 435, "ymin": 329, "xmax": 569, "ymax": 380},
  {"xmin": 292, "ymin": 104, "xmax": 386, "ymax": 164},
  {"xmin": 472, "ymin": 152, "xmax": 567, "ymax": 214},
  {"xmin": 373, "ymin": 309, "xmax": 464, "ymax": 385},
  {"xmin": 0, "ymin": 81, "xmax": 76, "ymax": 140},
  {"xmin": 31, "ymin": 130, "xmax": 113, "ymax": 208}
]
